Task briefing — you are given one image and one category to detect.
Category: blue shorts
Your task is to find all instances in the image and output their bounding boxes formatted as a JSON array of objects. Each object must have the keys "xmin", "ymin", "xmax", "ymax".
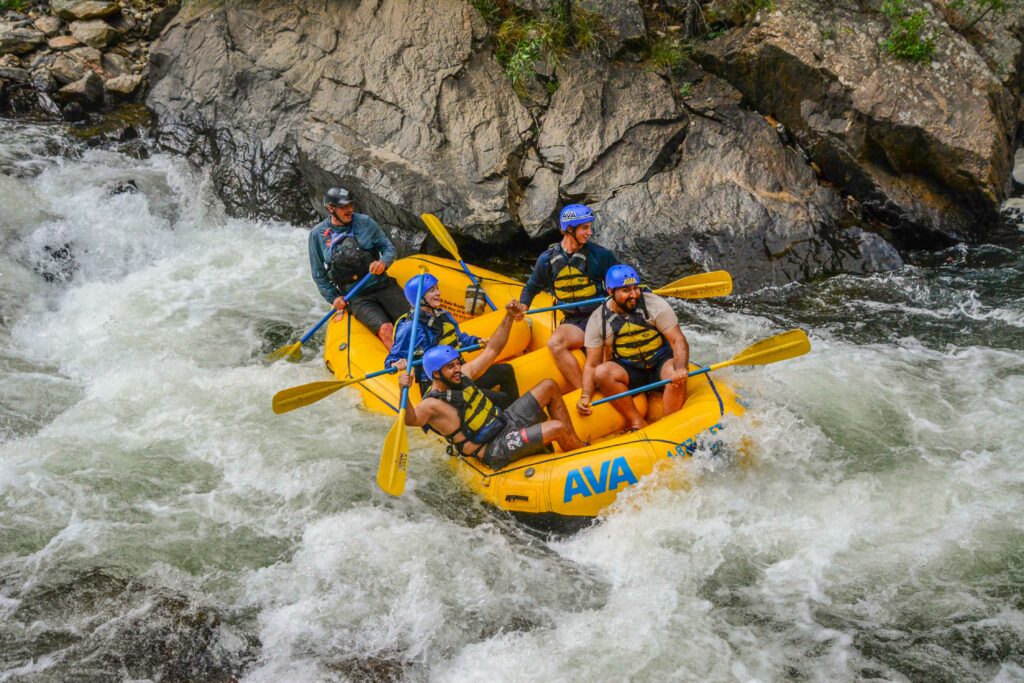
[
  {"xmin": 613, "ymin": 354, "xmax": 673, "ymax": 390},
  {"xmin": 560, "ymin": 313, "xmax": 591, "ymax": 331}
]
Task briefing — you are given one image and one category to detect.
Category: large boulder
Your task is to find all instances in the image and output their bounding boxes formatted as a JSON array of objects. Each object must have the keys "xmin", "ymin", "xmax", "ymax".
[
  {"xmin": 537, "ymin": 68, "xmax": 900, "ymax": 289},
  {"xmin": 148, "ymin": 0, "xmax": 531, "ymax": 235},
  {"xmin": 695, "ymin": 0, "xmax": 1022, "ymax": 247}
]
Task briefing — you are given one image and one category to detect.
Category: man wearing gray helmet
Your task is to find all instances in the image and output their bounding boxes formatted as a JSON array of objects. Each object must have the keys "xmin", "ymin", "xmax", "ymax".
[{"xmin": 308, "ymin": 187, "xmax": 408, "ymax": 349}]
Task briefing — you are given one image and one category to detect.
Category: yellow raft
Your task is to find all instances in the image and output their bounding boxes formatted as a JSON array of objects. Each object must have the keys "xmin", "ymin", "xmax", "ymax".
[{"xmin": 324, "ymin": 255, "xmax": 744, "ymax": 524}]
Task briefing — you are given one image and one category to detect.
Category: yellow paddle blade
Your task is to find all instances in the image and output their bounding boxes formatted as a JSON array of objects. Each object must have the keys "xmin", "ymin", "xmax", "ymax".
[
  {"xmin": 271, "ymin": 379, "xmax": 355, "ymax": 414},
  {"xmin": 654, "ymin": 270, "xmax": 733, "ymax": 299},
  {"xmin": 266, "ymin": 341, "xmax": 302, "ymax": 363},
  {"xmin": 421, "ymin": 213, "xmax": 462, "ymax": 262},
  {"xmin": 712, "ymin": 329, "xmax": 811, "ymax": 372},
  {"xmin": 377, "ymin": 409, "xmax": 409, "ymax": 496}
]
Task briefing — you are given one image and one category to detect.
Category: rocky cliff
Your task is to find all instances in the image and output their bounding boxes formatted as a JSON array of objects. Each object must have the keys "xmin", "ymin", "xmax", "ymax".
[{"xmin": 142, "ymin": 0, "xmax": 1023, "ymax": 290}]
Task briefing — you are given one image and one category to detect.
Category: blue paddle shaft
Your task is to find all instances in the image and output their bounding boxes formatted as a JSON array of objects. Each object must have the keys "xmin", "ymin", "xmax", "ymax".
[
  {"xmin": 300, "ymin": 309, "xmax": 335, "ymax": 344},
  {"xmin": 299, "ymin": 272, "xmax": 374, "ymax": 343},
  {"xmin": 526, "ymin": 296, "xmax": 604, "ymax": 316},
  {"xmin": 458, "ymin": 259, "xmax": 497, "ymax": 311},
  {"xmin": 591, "ymin": 365, "xmax": 710, "ymax": 406},
  {"xmin": 399, "ymin": 274, "xmax": 428, "ymax": 411},
  {"xmin": 366, "ymin": 343, "xmax": 482, "ymax": 382}
]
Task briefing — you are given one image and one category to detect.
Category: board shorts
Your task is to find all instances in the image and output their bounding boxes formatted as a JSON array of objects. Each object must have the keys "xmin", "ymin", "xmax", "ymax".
[
  {"xmin": 613, "ymin": 352, "xmax": 673, "ymax": 391},
  {"xmin": 347, "ymin": 276, "xmax": 408, "ymax": 334},
  {"xmin": 480, "ymin": 392, "xmax": 548, "ymax": 470},
  {"xmin": 560, "ymin": 312, "xmax": 592, "ymax": 332}
]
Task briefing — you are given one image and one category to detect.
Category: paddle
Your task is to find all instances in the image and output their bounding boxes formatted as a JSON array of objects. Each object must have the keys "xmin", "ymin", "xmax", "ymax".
[
  {"xmin": 377, "ymin": 268, "xmax": 428, "ymax": 496},
  {"xmin": 421, "ymin": 213, "xmax": 497, "ymax": 311},
  {"xmin": 591, "ymin": 329, "xmax": 811, "ymax": 406},
  {"xmin": 267, "ymin": 272, "xmax": 374, "ymax": 362},
  {"xmin": 271, "ymin": 344, "xmax": 483, "ymax": 414},
  {"xmin": 524, "ymin": 270, "xmax": 733, "ymax": 315}
]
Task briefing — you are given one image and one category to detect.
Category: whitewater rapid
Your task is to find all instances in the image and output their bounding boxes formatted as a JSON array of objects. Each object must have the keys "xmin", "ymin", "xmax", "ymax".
[{"xmin": 1, "ymin": 120, "xmax": 1023, "ymax": 682}]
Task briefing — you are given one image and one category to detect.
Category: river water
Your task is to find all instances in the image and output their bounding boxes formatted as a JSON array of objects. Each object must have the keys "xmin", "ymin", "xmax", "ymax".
[{"xmin": 1, "ymin": 120, "xmax": 1022, "ymax": 682}]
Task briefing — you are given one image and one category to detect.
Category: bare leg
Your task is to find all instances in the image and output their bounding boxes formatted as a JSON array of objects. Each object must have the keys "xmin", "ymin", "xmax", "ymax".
[
  {"xmin": 661, "ymin": 362, "xmax": 687, "ymax": 415},
  {"xmin": 528, "ymin": 379, "xmax": 585, "ymax": 451},
  {"xmin": 377, "ymin": 323, "xmax": 394, "ymax": 351},
  {"xmin": 546, "ymin": 324, "xmax": 585, "ymax": 389},
  {"xmin": 596, "ymin": 362, "xmax": 647, "ymax": 430}
]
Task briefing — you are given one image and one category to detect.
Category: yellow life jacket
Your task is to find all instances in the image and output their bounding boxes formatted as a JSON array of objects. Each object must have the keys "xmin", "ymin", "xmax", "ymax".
[
  {"xmin": 424, "ymin": 378, "xmax": 505, "ymax": 454},
  {"xmin": 548, "ymin": 244, "xmax": 598, "ymax": 304},
  {"xmin": 602, "ymin": 293, "xmax": 671, "ymax": 369}
]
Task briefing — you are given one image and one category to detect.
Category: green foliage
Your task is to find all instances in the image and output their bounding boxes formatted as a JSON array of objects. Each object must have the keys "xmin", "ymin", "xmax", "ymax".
[
  {"xmin": 881, "ymin": 0, "xmax": 935, "ymax": 62},
  {"xmin": 820, "ymin": 27, "xmax": 836, "ymax": 40},
  {"xmin": 478, "ymin": 1, "xmax": 609, "ymax": 87},
  {"xmin": 644, "ymin": 35, "xmax": 693, "ymax": 73},
  {"xmin": 0, "ymin": 0, "xmax": 26, "ymax": 10},
  {"xmin": 679, "ymin": 82, "xmax": 693, "ymax": 98}
]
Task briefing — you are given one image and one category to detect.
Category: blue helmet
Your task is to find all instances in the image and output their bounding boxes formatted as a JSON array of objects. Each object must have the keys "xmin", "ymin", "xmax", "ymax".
[
  {"xmin": 606, "ymin": 264, "xmax": 640, "ymax": 291},
  {"xmin": 403, "ymin": 273, "xmax": 439, "ymax": 305},
  {"xmin": 423, "ymin": 345, "xmax": 460, "ymax": 378},
  {"xmin": 559, "ymin": 204, "xmax": 594, "ymax": 232}
]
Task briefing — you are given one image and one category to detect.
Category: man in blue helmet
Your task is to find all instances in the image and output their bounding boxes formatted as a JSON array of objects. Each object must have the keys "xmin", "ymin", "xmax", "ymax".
[
  {"xmin": 519, "ymin": 203, "xmax": 618, "ymax": 390},
  {"xmin": 398, "ymin": 332, "xmax": 585, "ymax": 471},
  {"xmin": 576, "ymin": 264, "xmax": 690, "ymax": 431},
  {"xmin": 384, "ymin": 273, "xmax": 520, "ymax": 407},
  {"xmin": 308, "ymin": 187, "xmax": 408, "ymax": 349}
]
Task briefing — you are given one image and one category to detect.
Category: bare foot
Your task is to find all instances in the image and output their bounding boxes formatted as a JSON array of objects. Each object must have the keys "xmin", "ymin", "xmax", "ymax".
[{"xmin": 628, "ymin": 419, "xmax": 648, "ymax": 432}]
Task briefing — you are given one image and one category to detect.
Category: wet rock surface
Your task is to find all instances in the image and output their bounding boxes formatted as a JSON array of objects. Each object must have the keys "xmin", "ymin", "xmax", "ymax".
[{"xmin": 695, "ymin": 0, "xmax": 1024, "ymax": 248}]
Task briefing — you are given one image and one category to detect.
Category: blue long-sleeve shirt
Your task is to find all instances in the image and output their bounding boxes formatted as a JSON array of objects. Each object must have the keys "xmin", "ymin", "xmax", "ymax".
[
  {"xmin": 308, "ymin": 214, "xmax": 397, "ymax": 303},
  {"xmin": 384, "ymin": 310, "xmax": 480, "ymax": 379},
  {"xmin": 518, "ymin": 241, "xmax": 619, "ymax": 310}
]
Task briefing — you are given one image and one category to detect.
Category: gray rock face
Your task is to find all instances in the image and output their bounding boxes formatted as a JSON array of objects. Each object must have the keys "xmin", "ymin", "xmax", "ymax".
[
  {"xmin": 520, "ymin": 167, "xmax": 561, "ymax": 236},
  {"xmin": 70, "ymin": 19, "xmax": 117, "ymax": 48},
  {"xmin": 0, "ymin": 25, "xmax": 46, "ymax": 55},
  {"xmin": 49, "ymin": 0, "xmax": 120, "ymax": 21},
  {"xmin": 696, "ymin": 0, "xmax": 1021, "ymax": 246},
  {"xmin": 552, "ymin": 73, "xmax": 901, "ymax": 290},
  {"xmin": 538, "ymin": 58, "xmax": 682, "ymax": 196},
  {"xmin": 148, "ymin": 0, "xmax": 531, "ymax": 234},
  {"xmin": 579, "ymin": 0, "xmax": 645, "ymax": 45}
]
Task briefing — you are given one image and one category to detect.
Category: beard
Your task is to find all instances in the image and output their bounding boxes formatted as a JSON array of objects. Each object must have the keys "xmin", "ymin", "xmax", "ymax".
[{"xmin": 439, "ymin": 372, "xmax": 463, "ymax": 390}]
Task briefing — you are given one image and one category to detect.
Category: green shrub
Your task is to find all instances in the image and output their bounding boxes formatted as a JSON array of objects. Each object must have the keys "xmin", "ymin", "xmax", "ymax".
[
  {"xmin": 482, "ymin": 2, "xmax": 609, "ymax": 87},
  {"xmin": 881, "ymin": 0, "xmax": 935, "ymax": 62},
  {"xmin": 644, "ymin": 34, "xmax": 693, "ymax": 72},
  {"xmin": 0, "ymin": 0, "xmax": 26, "ymax": 10}
]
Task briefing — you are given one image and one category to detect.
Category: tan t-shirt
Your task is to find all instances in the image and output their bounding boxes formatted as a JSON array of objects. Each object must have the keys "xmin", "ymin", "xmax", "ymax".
[{"xmin": 584, "ymin": 292, "xmax": 679, "ymax": 350}]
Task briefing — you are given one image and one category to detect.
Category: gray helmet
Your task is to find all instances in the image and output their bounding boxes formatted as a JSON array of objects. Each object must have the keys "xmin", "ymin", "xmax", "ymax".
[{"xmin": 323, "ymin": 187, "xmax": 353, "ymax": 207}]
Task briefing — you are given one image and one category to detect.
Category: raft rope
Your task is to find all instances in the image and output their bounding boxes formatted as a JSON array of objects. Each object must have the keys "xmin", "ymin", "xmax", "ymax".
[{"xmin": 345, "ymin": 311, "xmax": 353, "ymax": 379}]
